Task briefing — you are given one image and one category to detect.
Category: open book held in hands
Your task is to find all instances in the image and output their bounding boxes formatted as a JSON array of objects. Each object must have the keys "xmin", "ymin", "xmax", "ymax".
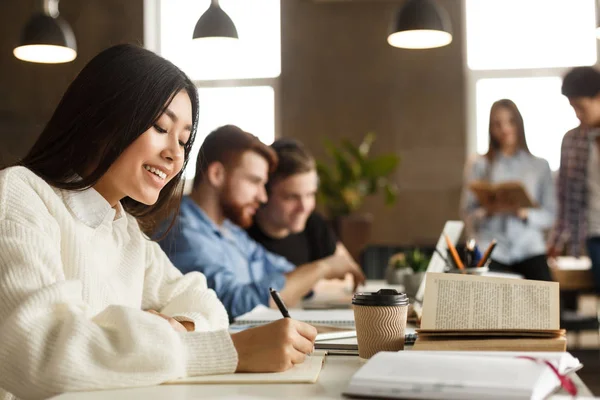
[{"xmin": 469, "ymin": 180, "xmax": 538, "ymax": 210}]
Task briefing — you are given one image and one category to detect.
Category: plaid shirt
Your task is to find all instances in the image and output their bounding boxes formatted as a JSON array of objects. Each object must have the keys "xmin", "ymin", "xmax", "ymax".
[{"xmin": 548, "ymin": 126, "xmax": 590, "ymax": 256}]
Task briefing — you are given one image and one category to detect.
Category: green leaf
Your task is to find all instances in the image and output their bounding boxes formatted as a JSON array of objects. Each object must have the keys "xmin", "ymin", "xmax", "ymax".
[
  {"xmin": 341, "ymin": 139, "xmax": 365, "ymax": 162},
  {"xmin": 364, "ymin": 154, "xmax": 400, "ymax": 178},
  {"xmin": 383, "ymin": 183, "xmax": 398, "ymax": 205},
  {"xmin": 332, "ymin": 149, "xmax": 355, "ymax": 185},
  {"xmin": 358, "ymin": 132, "xmax": 376, "ymax": 156},
  {"xmin": 365, "ymin": 178, "xmax": 378, "ymax": 195},
  {"xmin": 315, "ymin": 132, "xmax": 400, "ymax": 218},
  {"xmin": 341, "ymin": 139, "xmax": 365, "ymax": 178}
]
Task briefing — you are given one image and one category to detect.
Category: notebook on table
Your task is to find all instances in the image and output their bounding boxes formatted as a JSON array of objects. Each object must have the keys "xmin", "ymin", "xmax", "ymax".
[
  {"xmin": 343, "ymin": 351, "xmax": 581, "ymax": 400},
  {"xmin": 315, "ymin": 326, "xmax": 418, "ymax": 355},
  {"xmin": 166, "ymin": 350, "xmax": 327, "ymax": 385}
]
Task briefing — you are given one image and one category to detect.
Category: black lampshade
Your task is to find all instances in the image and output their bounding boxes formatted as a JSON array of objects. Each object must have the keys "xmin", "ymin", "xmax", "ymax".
[
  {"xmin": 192, "ymin": 2, "xmax": 238, "ymax": 40},
  {"xmin": 388, "ymin": 0, "xmax": 452, "ymax": 49},
  {"xmin": 13, "ymin": 13, "xmax": 77, "ymax": 63}
]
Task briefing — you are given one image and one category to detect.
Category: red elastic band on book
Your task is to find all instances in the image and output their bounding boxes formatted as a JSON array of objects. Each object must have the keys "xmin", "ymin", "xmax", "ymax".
[{"xmin": 517, "ymin": 356, "xmax": 578, "ymax": 396}]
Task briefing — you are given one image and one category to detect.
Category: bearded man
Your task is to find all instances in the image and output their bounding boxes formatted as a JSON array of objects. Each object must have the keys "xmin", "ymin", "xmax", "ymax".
[{"xmin": 157, "ymin": 125, "xmax": 361, "ymax": 319}]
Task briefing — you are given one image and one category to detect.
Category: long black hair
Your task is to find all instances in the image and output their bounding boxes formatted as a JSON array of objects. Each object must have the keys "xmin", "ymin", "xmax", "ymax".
[{"xmin": 18, "ymin": 43, "xmax": 199, "ymax": 234}]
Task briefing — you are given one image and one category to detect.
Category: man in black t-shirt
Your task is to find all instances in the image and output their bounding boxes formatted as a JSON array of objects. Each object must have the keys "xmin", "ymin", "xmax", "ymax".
[{"xmin": 247, "ymin": 139, "xmax": 365, "ymax": 288}]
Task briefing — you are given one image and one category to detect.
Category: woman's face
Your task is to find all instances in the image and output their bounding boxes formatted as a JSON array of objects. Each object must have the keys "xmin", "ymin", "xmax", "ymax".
[
  {"xmin": 490, "ymin": 106, "xmax": 518, "ymax": 150},
  {"xmin": 94, "ymin": 90, "xmax": 193, "ymax": 206}
]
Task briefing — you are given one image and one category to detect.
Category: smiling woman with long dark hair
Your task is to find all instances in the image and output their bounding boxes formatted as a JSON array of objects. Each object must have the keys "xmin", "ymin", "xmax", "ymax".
[
  {"xmin": 460, "ymin": 99, "xmax": 556, "ymax": 281},
  {"xmin": 0, "ymin": 44, "xmax": 316, "ymax": 400}
]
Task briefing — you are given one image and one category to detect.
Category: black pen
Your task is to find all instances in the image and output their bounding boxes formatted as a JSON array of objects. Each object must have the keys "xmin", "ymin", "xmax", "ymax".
[{"xmin": 269, "ymin": 287, "xmax": 290, "ymax": 318}]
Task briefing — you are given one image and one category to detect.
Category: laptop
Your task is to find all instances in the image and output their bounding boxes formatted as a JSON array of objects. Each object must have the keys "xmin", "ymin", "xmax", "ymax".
[{"xmin": 412, "ymin": 220, "xmax": 464, "ymax": 315}]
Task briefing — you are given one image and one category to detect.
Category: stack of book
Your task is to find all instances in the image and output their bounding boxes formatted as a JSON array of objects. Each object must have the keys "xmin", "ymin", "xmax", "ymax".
[{"xmin": 413, "ymin": 273, "xmax": 566, "ymax": 352}]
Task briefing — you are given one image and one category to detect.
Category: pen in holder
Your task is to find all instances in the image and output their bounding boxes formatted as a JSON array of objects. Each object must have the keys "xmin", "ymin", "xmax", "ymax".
[{"xmin": 442, "ymin": 238, "xmax": 496, "ymax": 275}]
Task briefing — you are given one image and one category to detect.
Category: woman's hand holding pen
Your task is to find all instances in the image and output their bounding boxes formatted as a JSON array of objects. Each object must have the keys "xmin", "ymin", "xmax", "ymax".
[{"xmin": 230, "ymin": 318, "xmax": 317, "ymax": 372}]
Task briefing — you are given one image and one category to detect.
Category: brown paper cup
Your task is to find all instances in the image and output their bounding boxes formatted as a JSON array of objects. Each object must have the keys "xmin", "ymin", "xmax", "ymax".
[{"xmin": 353, "ymin": 304, "xmax": 408, "ymax": 359}]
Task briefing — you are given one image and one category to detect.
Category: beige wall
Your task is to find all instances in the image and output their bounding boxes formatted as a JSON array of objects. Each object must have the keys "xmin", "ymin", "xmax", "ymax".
[
  {"xmin": 280, "ymin": 0, "xmax": 466, "ymax": 246},
  {"xmin": 0, "ymin": 0, "xmax": 466, "ymax": 246},
  {"xmin": 0, "ymin": 0, "xmax": 143, "ymax": 166}
]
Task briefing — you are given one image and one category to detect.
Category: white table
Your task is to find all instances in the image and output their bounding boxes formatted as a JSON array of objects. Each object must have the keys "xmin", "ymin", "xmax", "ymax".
[
  {"xmin": 51, "ymin": 279, "xmax": 594, "ymax": 399},
  {"xmin": 51, "ymin": 353, "xmax": 593, "ymax": 399}
]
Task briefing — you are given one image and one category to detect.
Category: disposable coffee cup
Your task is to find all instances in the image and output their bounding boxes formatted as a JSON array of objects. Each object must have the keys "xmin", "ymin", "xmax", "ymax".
[{"xmin": 352, "ymin": 289, "xmax": 409, "ymax": 359}]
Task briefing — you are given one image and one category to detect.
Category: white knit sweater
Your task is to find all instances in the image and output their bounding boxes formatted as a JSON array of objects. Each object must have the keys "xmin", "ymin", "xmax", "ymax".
[{"xmin": 0, "ymin": 167, "xmax": 238, "ymax": 400}]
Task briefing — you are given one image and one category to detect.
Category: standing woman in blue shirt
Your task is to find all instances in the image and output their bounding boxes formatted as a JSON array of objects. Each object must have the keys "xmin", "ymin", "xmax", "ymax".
[{"xmin": 461, "ymin": 99, "xmax": 556, "ymax": 281}]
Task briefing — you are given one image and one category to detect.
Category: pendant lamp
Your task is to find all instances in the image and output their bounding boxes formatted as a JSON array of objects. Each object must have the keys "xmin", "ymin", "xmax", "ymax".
[
  {"xmin": 13, "ymin": 0, "xmax": 77, "ymax": 64},
  {"xmin": 388, "ymin": 0, "xmax": 452, "ymax": 50},
  {"xmin": 193, "ymin": 0, "xmax": 238, "ymax": 41}
]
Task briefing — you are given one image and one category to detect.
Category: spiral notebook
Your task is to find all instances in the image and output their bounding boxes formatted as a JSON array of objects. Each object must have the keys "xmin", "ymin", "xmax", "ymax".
[{"xmin": 232, "ymin": 306, "xmax": 355, "ymax": 328}]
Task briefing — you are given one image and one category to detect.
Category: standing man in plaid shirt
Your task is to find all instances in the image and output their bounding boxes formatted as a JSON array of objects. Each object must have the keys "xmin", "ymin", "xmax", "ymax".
[{"xmin": 549, "ymin": 67, "xmax": 600, "ymax": 290}]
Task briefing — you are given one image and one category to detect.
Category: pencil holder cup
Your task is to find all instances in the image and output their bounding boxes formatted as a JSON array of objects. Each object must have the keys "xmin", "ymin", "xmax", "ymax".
[
  {"xmin": 446, "ymin": 263, "xmax": 490, "ymax": 275},
  {"xmin": 352, "ymin": 289, "xmax": 409, "ymax": 359}
]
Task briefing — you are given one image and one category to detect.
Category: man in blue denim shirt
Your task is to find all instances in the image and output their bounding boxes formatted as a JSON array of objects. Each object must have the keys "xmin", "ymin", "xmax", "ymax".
[{"xmin": 158, "ymin": 126, "xmax": 361, "ymax": 319}]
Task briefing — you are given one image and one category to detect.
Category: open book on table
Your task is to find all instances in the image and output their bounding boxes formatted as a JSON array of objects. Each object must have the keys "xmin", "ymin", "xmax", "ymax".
[
  {"xmin": 469, "ymin": 180, "xmax": 538, "ymax": 210},
  {"xmin": 343, "ymin": 351, "xmax": 581, "ymax": 400},
  {"xmin": 414, "ymin": 272, "xmax": 565, "ymax": 351}
]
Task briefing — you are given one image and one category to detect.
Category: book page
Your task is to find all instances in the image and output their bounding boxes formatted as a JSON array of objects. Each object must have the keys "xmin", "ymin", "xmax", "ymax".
[
  {"xmin": 495, "ymin": 182, "xmax": 537, "ymax": 208},
  {"xmin": 468, "ymin": 181, "xmax": 495, "ymax": 210},
  {"xmin": 421, "ymin": 273, "xmax": 559, "ymax": 330}
]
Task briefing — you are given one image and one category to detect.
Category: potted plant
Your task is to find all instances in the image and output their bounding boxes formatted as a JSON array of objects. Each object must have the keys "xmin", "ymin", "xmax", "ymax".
[
  {"xmin": 316, "ymin": 132, "xmax": 400, "ymax": 261},
  {"xmin": 386, "ymin": 249, "xmax": 430, "ymax": 298}
]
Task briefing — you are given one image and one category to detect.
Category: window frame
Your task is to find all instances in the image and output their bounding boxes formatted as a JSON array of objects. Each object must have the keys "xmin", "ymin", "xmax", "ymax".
[
  {"xmin": 462, "ymin": 0, "xmax": 600, "ymax": 160},
  {"xmin": 143, "ymin": 0, "xmax": 281, "ymax": 139}
]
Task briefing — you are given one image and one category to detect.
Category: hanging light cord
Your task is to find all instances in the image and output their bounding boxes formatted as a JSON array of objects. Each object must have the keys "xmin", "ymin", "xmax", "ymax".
[{"xmin": 44, "ymin": 0, "xmax": 59, "ymax": 18}]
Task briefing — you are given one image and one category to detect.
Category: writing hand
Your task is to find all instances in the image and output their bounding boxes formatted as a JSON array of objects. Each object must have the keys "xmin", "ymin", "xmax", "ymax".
[{"xmin": 231, "ymin": 318, "xmax": 317, "ymax": 372}]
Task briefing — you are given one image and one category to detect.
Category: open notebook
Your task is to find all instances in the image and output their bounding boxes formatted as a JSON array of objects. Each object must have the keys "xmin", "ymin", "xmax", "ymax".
[
  {"xmin": 344, "ymin": 351, "xmax": 581, "ymax": 400},
  {"xmin": 166, "ymin": 350, "xmax": 327, "ymax": 385},
  {"xmin": 233, "ymin": 305, "xmax": 355, "ymax": 328}
]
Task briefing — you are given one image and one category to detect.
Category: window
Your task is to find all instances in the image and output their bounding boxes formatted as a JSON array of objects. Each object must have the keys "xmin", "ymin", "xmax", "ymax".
[
  {"xmin": 475, "ymin": 77, "xmax": 579, "ymax": 171},
  {"xmin": 188, "ymin": 86, "xmax": 276, "ymax": 179},
  {"xmin": 144, "ymin": 0, "xmax": 280, "ymax": 179},
  {"xmin": 465, "ymin": 0, "xmax": 598, "ymax": 170},
  {"xmin": 156, "ymin": 0, "xmax": 280, "ymax": 81},
  {"xmin": 466, "ymin": 0, "xmax": 597, "ymax": 70}
]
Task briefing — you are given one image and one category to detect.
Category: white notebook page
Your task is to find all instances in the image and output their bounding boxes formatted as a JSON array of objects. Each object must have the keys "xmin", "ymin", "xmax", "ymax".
[{"xmin": 234, "ymin": 305, "xmax": 355, "ymax": 327}]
